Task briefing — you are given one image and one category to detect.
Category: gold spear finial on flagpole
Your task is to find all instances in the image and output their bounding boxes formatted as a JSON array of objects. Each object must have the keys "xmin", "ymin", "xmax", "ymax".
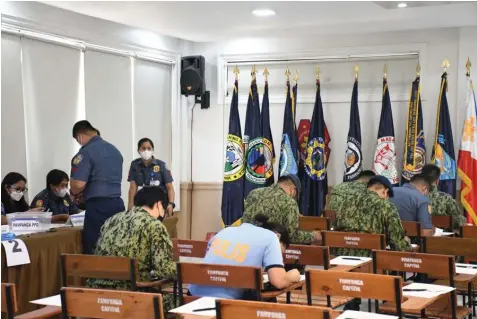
[
  {"xmin": 263, "ymin": 67, "xmax": 269, "ymax": 81},
  {"xmin": 384, "ymin": 64, "xmax": 388, "ymax": 79},
  {"xmin": 354, "ymin": 64, "xmax": 359, "ymax": 80},
  {"xmin": 442, "ymin": 59, "xmax": 450, "ymax": 73},
  {"xmin": 233, "ymin": 66, "xmax": 240, "ymax": 80},
  {"xmin": 285, "ymin": 66, "xmax": 291, "ymax": 82},
  {"xmin": 251, "ymin": 65, "xmax": 257, "ymax": 80},
  {"xmin": 294, "ymin": 70, "xmax": 299, "ymax": 84},
  {"xmin": 466, "ymin": 57, "xmax": 472, "ymax": 77},
  {"xmin": 416, "ymin": 62, "xmax": 421, "ymax": 77},
  {"xmin": 316, "ymin": 65, "xmax": 321, "ymax": 80}
]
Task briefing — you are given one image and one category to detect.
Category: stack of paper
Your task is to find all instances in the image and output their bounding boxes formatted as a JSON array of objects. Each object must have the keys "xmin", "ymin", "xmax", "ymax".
[
  {"xmin": 402, "ymin": 283, "xmax": 455, "ymax": 299},
  {"xmin": 455, "ymin": 263, "xmax": 477, "ymax": 275},
  {"xmin": 169, "ymin": 297, "xmax": 218, "ymax": 317},
  {"xmin": 330, "ymin": 256, "xmax": 371, "ymax": 266}
]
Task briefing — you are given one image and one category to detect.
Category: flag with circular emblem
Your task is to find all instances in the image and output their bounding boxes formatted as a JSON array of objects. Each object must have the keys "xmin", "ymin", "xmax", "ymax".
[{"xmin": 343, "ymin": 79, "xmax": 363, "ymax": 182}]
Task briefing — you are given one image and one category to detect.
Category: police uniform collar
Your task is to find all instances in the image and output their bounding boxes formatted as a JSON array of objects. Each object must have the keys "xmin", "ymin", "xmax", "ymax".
[
  {"xmin": 139, "ymin": 157, "xmax": 160, "ymax": 167},
  {"xmin": 403, "ymin": 183, "xmax": 417, "ymax": 191}
]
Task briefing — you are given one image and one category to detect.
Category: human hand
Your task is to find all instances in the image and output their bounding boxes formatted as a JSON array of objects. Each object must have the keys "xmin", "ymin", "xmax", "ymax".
[
  {"xmin": 311, "ymin": 231, "xmax": 322, "ymax": 243},
  {"xmin": 26, "ymin": 207, "xmax": 45, "ymax": 212},
  {"xmin": 166, "ymin": 204, "xmax": 174, "ymax": 217},
  {"xmin": 286, "ymin": 269, "xmax": 301, "ymax": 283}
]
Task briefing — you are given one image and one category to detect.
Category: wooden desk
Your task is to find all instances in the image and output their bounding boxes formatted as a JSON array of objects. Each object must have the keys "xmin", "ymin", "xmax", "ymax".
[{"xmin": 261, "ymin": 281, "xmax": 305, "ymax": 299}]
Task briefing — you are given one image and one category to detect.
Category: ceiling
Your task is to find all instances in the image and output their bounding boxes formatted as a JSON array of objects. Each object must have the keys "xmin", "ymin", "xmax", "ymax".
[{"xmin": 41, "ymin": 1, "xmax": 477, "ymax": 42}]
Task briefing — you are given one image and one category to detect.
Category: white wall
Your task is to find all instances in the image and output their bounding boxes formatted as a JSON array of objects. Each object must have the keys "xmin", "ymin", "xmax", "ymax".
[{"xmin": 189, "ymin": 27, "xmax": 477, "ymax": 186}]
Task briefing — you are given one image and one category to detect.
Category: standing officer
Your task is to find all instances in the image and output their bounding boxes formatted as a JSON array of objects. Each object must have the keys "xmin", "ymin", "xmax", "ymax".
[
  {"xmin": 390, "ymin": 174, "xmax": 433, "ymax": 236},
  {"xmin": 70, "ymin": 120, "xmax": 124, "ymax": 254},
  {"xmin": 127, "ymin": 138, "xmax": 175, "ymax": 216}
]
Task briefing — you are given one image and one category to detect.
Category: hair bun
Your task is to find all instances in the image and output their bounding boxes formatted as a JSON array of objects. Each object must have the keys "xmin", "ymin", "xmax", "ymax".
[{"xmin": 253, "ymin": 214, "xmax": 269, "ymax": 226}]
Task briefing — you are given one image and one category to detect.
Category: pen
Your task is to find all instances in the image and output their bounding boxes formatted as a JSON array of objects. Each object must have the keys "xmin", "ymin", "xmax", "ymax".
[
  {"xmin": 342, "ymin": 257, "xmax": 361, "ymax": 260},
  {"xmin": 193, "ymin": 307, "xmax": 215, "ymax": 312},
  {"xmin": 403, "ymin": 289, "xmax": 426, "ymax": 292}
]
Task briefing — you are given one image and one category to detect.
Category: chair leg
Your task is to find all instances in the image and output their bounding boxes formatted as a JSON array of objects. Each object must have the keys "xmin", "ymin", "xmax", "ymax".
[
  {"xmin": 368, "ymin": 299, "xmax": 371, "ymax": 312},
  {"xmin": 286, "ymin": 292, "xmax": 291, "ymax": 304}
]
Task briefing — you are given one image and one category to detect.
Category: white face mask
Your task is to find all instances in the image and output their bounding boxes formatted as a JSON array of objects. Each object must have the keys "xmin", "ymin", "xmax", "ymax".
[
  {"xmin": 10, "ymin": 190, "xmax": 23, "ymax": 202},
  {"xmin": 55, "ymin": 188, "xmax": 68, "ymax": 198},
  {"xmin": 140, "ymin": 150, "xmax": 153, "ymax": 161}
]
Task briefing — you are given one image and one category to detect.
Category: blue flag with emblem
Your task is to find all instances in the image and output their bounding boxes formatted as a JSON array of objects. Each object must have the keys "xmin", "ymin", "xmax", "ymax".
[
  {"xmin": 261, "ymin": 80, "xmax": 275, "ymax": 187},
  {"xmin": 279, "ymin": 81, "xmax": 299, "ymax": 176},
  {"xmin": 300, "ymin": 79, "xmax": 328, "ymax": 216},
  {"xmin": 244, "ymin": 78, "xmax": 264, "ymax": 197},
  {"xmin": 402, "ymin": 76, "xmax": 426, "ymax": 184},
  {"xmin": 343, "ymin": 79, "xmax": 363, "ymax": 182},
  {"xmin": 221, "ymin": 79, "xmax": 245, "ymax": 227},
  {"xmin": 432, "ymin": 71, "xmax": 456, "ymax": 198},
  {"xmin": 373, "ymin": 77, "xmax": 399, "ymax": 185}
]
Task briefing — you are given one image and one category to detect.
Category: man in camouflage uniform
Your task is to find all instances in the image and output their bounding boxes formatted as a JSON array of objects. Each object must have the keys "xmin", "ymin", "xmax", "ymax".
[
  {"xmin": 329, "ymin": 170, "xmax": 376, "ymax": 212},
  {"xmin": 335, "ymin": 175, "xmax": 411, "ymax": 257},
  {"xmin": 242, "ymin": 174, "xmax": 319, "ymax": 244},
  {"xmin": 422, "ymin": 164, "xmax": 466, "ymax": 230},
  {"xmin": 87, "ymin": 187, "xmax": 176, "ymax": 312}
]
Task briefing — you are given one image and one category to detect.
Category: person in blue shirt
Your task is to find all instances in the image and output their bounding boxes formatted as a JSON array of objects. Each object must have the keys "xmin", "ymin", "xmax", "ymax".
[
  {"xmin": 30, "ymin": 169, "xmax": 80, "ymax": 221},
  {"xmin": 390, "ymin": 174, "xmax": 434, "ymax": 236},
  {"xmin": 127, "ymin": 138, "xmax": 175, "ymax": 216},
  {"xmin": 189, "ymin": 214, "xmax": 301, "ymax": 300},
  {"xmin": 70, "ymin": 120, "xmax": 125, "ymax": 254}
]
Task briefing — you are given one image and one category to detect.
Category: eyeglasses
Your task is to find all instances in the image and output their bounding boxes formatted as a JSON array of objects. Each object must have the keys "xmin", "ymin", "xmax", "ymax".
[{"xmin": 11, "ymin": 186, "xmax": 28, "ymax": 194}]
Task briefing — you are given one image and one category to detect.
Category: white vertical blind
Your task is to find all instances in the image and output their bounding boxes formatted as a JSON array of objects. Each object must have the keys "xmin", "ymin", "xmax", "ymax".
[
  {"xmin": 21, "ymin": 37, "xmax": 82, "ymax": 199},
  {"xmin": 1, "ymin": 34, "xmax": 27, "ymax": 181},
  {"xmin": 133, "ymin": 59, "xmax": 172, "ymax": 165},
  {"xmin": 84, "ymin": 50, "xmax": 133, "ymax": 203}
]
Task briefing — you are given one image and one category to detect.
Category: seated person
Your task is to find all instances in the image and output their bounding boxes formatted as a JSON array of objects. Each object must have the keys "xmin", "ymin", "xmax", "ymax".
[
  {"xmin": 329, "ymin": 170, "xmax": 376, "ymax": 212},
  {"xmin": 1, "ymin": 203, "xmax": 6, "ymax": 225},
  {"xmin": 335, "ymin": 175, "xmax": 411, "ymax": 257},
  {"xmin": 242, "ymin": 174, "xmax": 320, "ymax": 244},
  {"xmin": 390, "ymin": 174, "xmax": 434, "ymax": 236},
  {"xmin": 87, "ymin": 186, "xmax": 176, "ymax": 312},
  {"xmin": 30, "ymin": 169, "xmax": 80, "ymax": 222},
  {"xmin": 422, "ymin": 164, "xmax": 465, "ymax": 230},
  {"xmin": 189, "ymin": 214, "xmax": 301, "ymax": 300},
  {"xmin": 2, "ymin": 172, "xmax": 30, "ymax": 215}
]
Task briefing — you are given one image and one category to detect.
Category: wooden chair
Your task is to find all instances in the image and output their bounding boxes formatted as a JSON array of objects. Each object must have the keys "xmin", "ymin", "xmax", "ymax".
[
  {"xmin": 373, "ymin": 250, "xmax": 471, "ymax": 319},
  {"xmin": 305, "ymin": 269, "xmax": 404, "ymax": 318},
  {"xmin": 432, "ymin": 215, "xmax": 454, "ymax": 231},
  {"xmin": 215, "ymin": 299, "xmax": 333, "ymax": 319},
  {"xmin": 283, "ymin": 245, "xmax": 330, "ymax": 270},
  {"xmin": 299, "ymin": 216, "xmax": 331, "ymax": 231},
  {"xmin": 176, "ymin": 262, "xmax": 262, "ymax": 305},
  {"xmin": 172, "ymin": 239, "xmax": 208, "ymax": 261},
  {"xmin": 401, "ymin": 221, "xmax": 423, "ymax": 251},
  {"xmin": 1, "ymin": 283, "xmax": 61, "ymax": 319},
  {"xmin": 205, "ymin": 232, "xmax": 217, "ymax": 241},
  {"xmin": 60, "ymin": 287, "xmax": 164, "ymax": 319},
  {"xmin": 60, "ymin": 254, "xmax": 171, "ymax": 291},
  {"xmin": 460, "ymin": 225, "xmax": 477, "ymax": 238},
  {"xmin": 321, "ymin": 231, "xmax": 386, "ymax": 253},
  {"xmin": 322, "ymin": 210, "xmax": 337, "ymax": 225}
]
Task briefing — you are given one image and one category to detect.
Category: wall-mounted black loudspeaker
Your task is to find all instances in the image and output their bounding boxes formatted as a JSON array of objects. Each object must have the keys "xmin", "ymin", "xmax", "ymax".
[{"xmin": 181, "ymin": 55, "xmax": 209, "ymax": 109}]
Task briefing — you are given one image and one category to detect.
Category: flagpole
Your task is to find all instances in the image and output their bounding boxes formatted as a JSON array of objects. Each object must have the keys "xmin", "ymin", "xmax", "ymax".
[
  {"xmin": 251, "ymin": 65, "xmax": 257, "ymax": 81},
  {"xmin": 466, "ymin": 58, "xmax": 472, "ymax": 77},
  {"xmin": 294, "ymin": 70, "xmax": 299, "ymax": 84},
  {"xmin": 285, "ymin": 66, "xmax": 291, "ymax": 82},
  {"xmin": 316, "ymin": 65, "xmax": 320, "ymax": 80},
  {"xmin": 354, "ymin": 64, "xmax": 359, "ymax": 80},
  {"xmin": 383, "ymin": 64, "xmax": 388, "ymax": 80},
  {"xmin": 233, "ymin": 65, "xmax": 240, "ymax": 80},
  {"xmin": 416, "ymin": 62, "xmax": 421, "ymax": 77},
  {"xmin": 263, "ymin": 67, "xmax": 269, "ymax": 82}
]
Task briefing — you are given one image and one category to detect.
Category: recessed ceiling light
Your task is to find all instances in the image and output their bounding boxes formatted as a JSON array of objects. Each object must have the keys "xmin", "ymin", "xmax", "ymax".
[
  {"xmin": 252, "ymin": 9, "xmax": 276, "ymax": 17},
  {"xmin": 397, "ymin": 3, "xmax": 407, "ymax": 8}
]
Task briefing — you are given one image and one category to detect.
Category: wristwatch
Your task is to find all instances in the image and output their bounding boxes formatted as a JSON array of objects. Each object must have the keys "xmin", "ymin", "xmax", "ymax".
[{"xmin": 168, "ymin": 202, "xmax": 176, "ymax": 209}]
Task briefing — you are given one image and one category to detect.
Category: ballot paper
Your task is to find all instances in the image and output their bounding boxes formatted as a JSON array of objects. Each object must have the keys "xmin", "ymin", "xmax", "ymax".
[
  {"xmin": 402, "ymin": 283, "xmax": 455, "ymax": 299},
  {"xmin": 433, "ymin": 227, "xmax": 454, "ymax": 237},
  {"xmin": 263, "ymin": 274, "xmax": 305, "ymax": 284},
  {"xmin": 330, "ymin": 256, "xmax": 372, "ymax": 266},
  {"xmin": 336, "ymin": 310, "xmax": 398, "ymax": 319},
  {"xmin": 169, "ymin": 297, "xmax": 218, "ymax": 317},
  {"xmin": 455, "ymin": 263, "xmax": 477, "ymax": 275},
  {"xmin": 31, "ymin": 294, "xmax": 61, "ymax": 307}
]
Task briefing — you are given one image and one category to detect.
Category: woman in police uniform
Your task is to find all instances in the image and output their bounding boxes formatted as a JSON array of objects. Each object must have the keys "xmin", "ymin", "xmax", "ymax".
[{"xmin": 127, "ymin": 138, "xmax": 175, "ymax": 216}]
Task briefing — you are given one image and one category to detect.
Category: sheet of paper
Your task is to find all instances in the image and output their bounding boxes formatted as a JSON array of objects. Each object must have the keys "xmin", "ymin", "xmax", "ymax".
[
  {"xmin": 169, "ymin": 297, "xmax": 218, "ymax": 316},
  {"xmin": 31, "ymin": 294, "xmax": 61, "ymax": 307},
  {"xmin": 441, "ymin": 231, "xmax": 454, "ymax": 236},
  {"xmin": 456, "ymin": 263, "xmax": 477, "ymax": 275},
  {"xmin": 330, "ymin": 256, "xmax": 372, "ymax": 266},
  {"xmin": 1, "ymin": 238, "xmax": 30, "ymax": 267},
  {"xmin": 411, "ymin": 244, "xmax": 418, "ymax": 248},
  {"xmin": 336, "ymin": 310, "xmax": 398, "ymax": 319},
  {"xmin": 402, "ymin": 283, "xmax": 455, "ymax": 299},
  {"xmin": 263, "ymin": 274, "xmax": 306, "ymax": 284}
]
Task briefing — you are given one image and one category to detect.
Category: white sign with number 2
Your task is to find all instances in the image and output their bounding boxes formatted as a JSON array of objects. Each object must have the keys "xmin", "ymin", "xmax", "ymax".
[{"xmin": 2, "ymin": 239, "xmax": 31, "ymax": 267}]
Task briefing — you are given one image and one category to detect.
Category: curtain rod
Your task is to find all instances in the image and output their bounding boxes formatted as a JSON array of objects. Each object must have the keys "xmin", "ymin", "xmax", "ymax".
[
  {"xmin": 226, "ymin": 52, "xmax": 419, "ymax": 66},
  {"xmin": 1, "ymin": 23, "xmax": 176, "ymax": 65}
]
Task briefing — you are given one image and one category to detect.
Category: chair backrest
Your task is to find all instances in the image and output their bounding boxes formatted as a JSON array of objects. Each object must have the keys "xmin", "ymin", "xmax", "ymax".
[
  {"xmin": 460, "ymin": 225, "xmax": 477, "ymax": 238},
  {"xmin": 431, "ymin": 215, "xmax": 453, "ymax": 231},
  {"xmin": 322, "ymin": 210, "xmax": 337, "ymax": 224},
  {"xmin": 60, "ymin": 287, "xmax": 163, "ymax": 319},
  {"xmin": 321, "ymin": 231, "xmax": 386, "ymax": 251},
  {"xmin": 61, "ymin": 254, "xmax": 137, "ymax": 289},
  {"xmin": 172, "ymin": 239, "xmax": 208, "ymax": 261},
  {"xmin": 423, "ymin": 236, "xmax": 477, "ymax": 262},
  {"xmin": 299, "ymin": 216, "xmax": 330, "ymax": 231},
  {"xmin": 372, "ymin": 250, "xmax": 455, "ymax": 284},
  {"xmin": 205, "ymin": 232, "xmax": 217, "ymax": 241},
  {"xmin": 283, "ymin": 245, "xmax": 330, "ymax": 269},
  {"xmin": 305, "ymin": 269, "xmax": 402, "ymax": 316},
  {"xmin": 216, "ymin": 299, "xmax": 332, "ymax": 319},
  {"xmin": 177, "ymin": 262, "xmax": 263, "ymax": 303},
  {"xmin": 401, "ymin": 221, "xmax": 422, "ymax": 238},
  {"xmin": 1, "ymin": 283, "xmax": 17, "ymax": 319}
]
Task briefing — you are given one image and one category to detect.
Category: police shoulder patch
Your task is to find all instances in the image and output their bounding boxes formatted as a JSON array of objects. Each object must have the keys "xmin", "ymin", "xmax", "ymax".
[
  {"xmin": 36, "ymin": 200, "xmax": 43, "ymax": 208},
  {"xmin": 153, "ymin": 165, "xmax": 160, "ymax": 173},
  {"xmin": 64, "ymin": 200, "xmax": 69, "ymax": 207},
  {"xmin": 72, "ymin": 154, "xmax": 83, "ymax": 165},
  {"xmin": 428, "ymin": 204, "xmax": 433, "ymax": 215}
]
